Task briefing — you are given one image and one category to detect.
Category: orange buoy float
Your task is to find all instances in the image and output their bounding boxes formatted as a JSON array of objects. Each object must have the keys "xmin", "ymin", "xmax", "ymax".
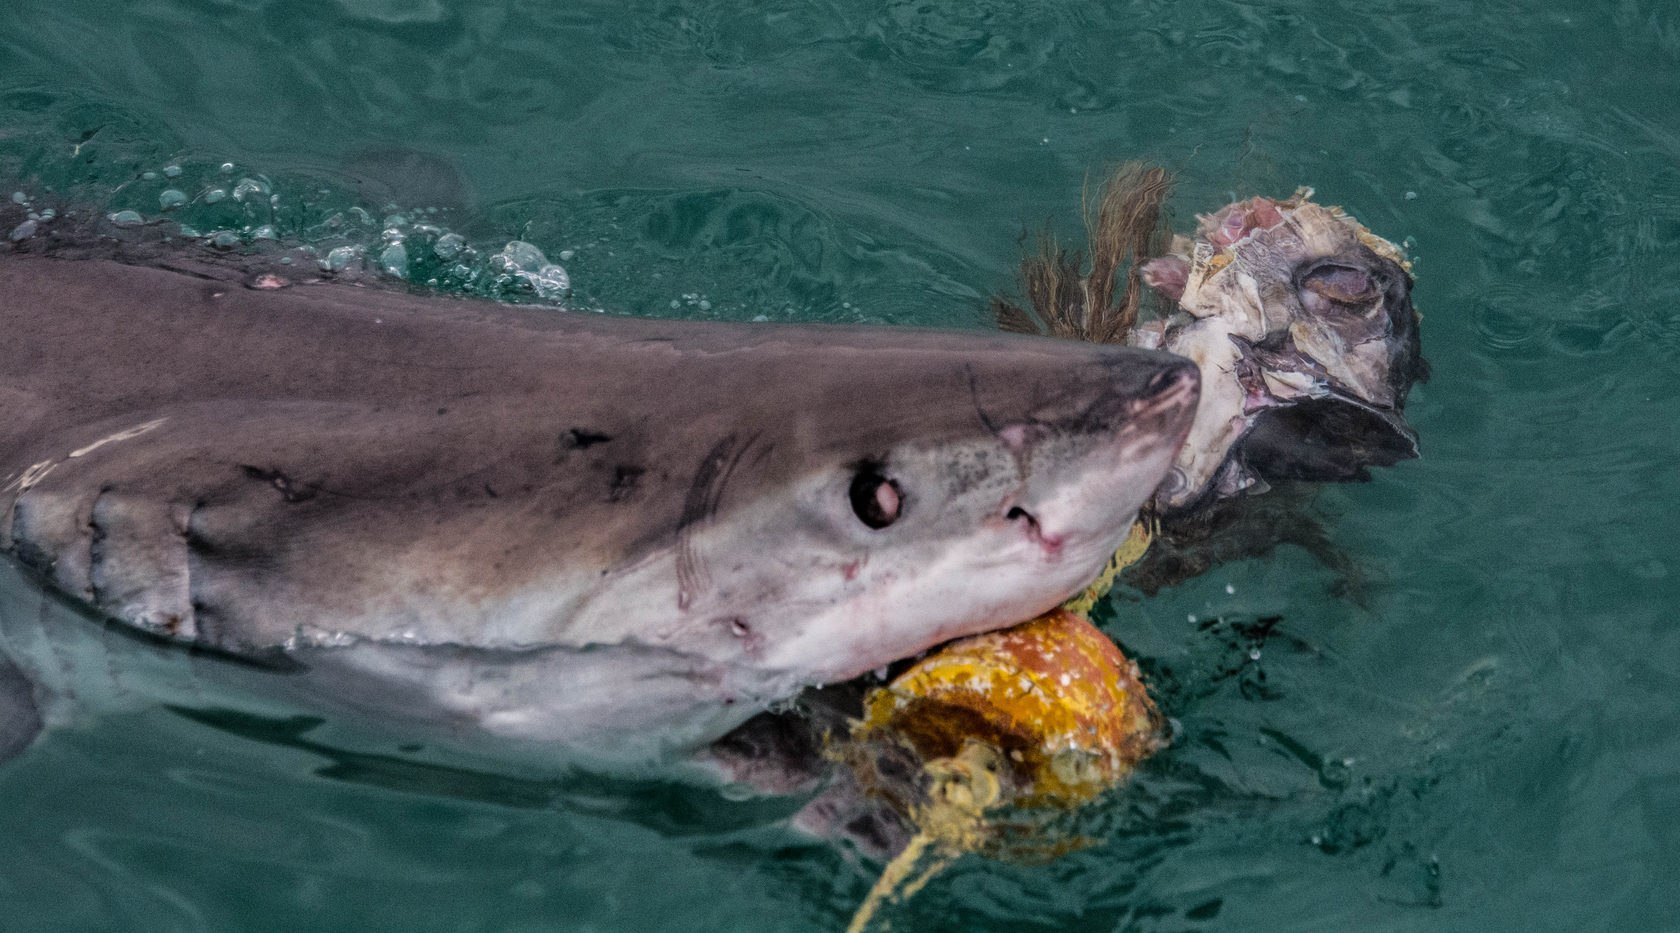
[
  {"xmin": 840, "ymin": 522, "xmax": 1164, "ymax": 932},
  {"xmin": 855, "ymin": 608, "xmax": 1162, "ymax": 809}
]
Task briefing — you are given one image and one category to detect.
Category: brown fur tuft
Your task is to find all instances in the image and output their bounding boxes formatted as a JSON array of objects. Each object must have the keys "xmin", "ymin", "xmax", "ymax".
[{"xmin": 992, "ymin": 163, "xmax": 1174, "ymax": 345}]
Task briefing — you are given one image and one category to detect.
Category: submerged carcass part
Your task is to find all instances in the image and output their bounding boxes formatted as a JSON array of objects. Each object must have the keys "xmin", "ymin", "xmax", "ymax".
[{"xmin": 1139, "ymin": 189, "xmax": 1427, "ymax": 512}]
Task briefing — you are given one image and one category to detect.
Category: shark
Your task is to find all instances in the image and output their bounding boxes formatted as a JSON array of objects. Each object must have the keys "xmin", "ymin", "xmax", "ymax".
[{"xmin": 0, "ymin": 252, "xmax": 1198, "ymax": 768}]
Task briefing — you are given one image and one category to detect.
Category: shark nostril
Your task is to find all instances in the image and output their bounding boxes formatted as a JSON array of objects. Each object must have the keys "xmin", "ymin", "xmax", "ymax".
[{"xmin": 1005, "ymin": 503, "xmax": 1063, "ymax": 557}]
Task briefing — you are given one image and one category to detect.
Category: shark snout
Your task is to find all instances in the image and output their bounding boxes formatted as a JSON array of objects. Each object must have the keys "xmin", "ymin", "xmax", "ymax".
[
  {"xmin": 1132, "ymin": 358, "xmax": 1202, "ymax": 426},
  {"xmin": 997, "ymin": 355, "xmax": 1199, "ymax": 560}
]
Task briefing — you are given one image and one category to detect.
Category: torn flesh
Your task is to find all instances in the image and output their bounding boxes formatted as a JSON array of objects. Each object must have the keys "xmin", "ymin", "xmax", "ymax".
[{"xmin": 1138, "ymin": 189, "xmax": 1426, "ymax": 512}]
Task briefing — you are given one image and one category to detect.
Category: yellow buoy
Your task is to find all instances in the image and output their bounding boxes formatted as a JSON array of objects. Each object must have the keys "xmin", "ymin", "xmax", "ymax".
[
  {"xmin": 855, "ymin": 608, "xmax": 1162, "ymax": 809},
  {"xmin": 840, "ymin": 520, "xmax": 1163, "ymax": 932}
]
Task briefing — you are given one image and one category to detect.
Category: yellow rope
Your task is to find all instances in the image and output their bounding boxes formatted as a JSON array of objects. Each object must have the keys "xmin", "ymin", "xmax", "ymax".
[
  {"xmin": 845, "ymin": 743, "xmax": 1001, "ymax": 933},
  {"xmin": 1060, "ymin": 516, "xmax": 1154, "ymax": 618}
]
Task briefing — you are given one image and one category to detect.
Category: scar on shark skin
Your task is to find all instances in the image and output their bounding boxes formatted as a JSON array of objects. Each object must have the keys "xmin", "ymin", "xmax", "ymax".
[
  {"xmin": 68, "ymin": 418, "xmax": 168, "ymax": 459},
  {"xmin": 6, "ymin": 461, "xmax": 57, "ymax": 494},
  {"xmin": 2, "ymin": 420, "xmax": 172, "ymax": 494},
  {"xmin": 676, "ymin": 433, "xmax": 754, "ymax": 611}
]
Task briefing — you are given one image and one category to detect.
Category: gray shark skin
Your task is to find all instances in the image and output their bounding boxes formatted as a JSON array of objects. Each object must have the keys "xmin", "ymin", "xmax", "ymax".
[{"xmin": 0, "ymin": 254, "xmax": 1197, "ymax": 766}]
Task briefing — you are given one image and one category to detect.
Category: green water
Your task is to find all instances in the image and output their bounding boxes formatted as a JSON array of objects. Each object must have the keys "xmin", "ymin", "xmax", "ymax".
[{"xmin": 2, "ymin": 1, "xmax": 1678, "ymax": 930}]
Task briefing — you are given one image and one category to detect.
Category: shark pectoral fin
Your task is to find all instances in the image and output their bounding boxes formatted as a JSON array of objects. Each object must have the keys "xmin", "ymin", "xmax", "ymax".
[{"xmin": 0, "ymin": 651, "xmax": 42, "ymax": 764}]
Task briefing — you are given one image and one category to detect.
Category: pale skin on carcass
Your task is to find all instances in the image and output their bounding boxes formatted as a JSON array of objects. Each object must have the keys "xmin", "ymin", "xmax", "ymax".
[
  {"xmin": 0, "ymin": 253, "xmax": 1197, "ymax": 767},
  {"xmin": 1139, "ymin": 192, "xmax": 1425, "ymax": 512}
]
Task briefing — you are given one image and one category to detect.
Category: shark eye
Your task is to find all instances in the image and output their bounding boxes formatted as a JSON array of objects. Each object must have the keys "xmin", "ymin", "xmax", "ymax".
[{"xmin": 849, "ymin": 465, "xmax": 902, "ymax": 530}]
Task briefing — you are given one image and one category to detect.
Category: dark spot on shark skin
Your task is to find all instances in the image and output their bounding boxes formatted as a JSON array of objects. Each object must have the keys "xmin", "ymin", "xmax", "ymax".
[
  {"xmin": 607, "ymin": 466, "xmax": 644, "ymax": 503},
  {"xmin": 561, "ymin": 428, "xmax": 613, "ymax": 450},
  {"xmin": 483, "ymin": 483, "xmax": 498, "ymax": 499},
  {"xmin": 239, "ymin": 465, "xmax": 315, "ymax": 504}
]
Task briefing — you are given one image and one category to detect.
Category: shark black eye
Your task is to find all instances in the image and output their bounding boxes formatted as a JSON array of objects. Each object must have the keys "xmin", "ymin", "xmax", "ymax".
[{"xmin": 849, "ymin": 465, "xmax": 902, "ymax": 530}]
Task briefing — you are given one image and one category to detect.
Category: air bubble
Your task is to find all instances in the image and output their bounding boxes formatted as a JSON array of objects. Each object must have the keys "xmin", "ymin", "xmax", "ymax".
[
  {"xmin": 320, "ymin": 244, "xmax": 364, "ymax": 272},
  {"xmin": 432, "ymin": 232, "xmax": 465, "ymax": 260},
  {"xmin": 9, "ymin": 220, "xmax": 38, "ymax": 241},
  {"xmin": 206, "ymin": 230, "xmax": 240, "ymax": 250},
  {"xmin": 233, "ymin": 178, "xmax": 270, "ymax": 202},
  {"xmin": 163, "ymin": 165, "xmax": 182, "ymax": 178},
  {"xmin": 107, "ymin": 210, "xmax": 145, "ymax": 227},
  {"xmin": 524, "ymin": 264, "xmax": 570, "ymax": 300},
  {"xmin": 203, "ymin": 188, "xmax": 228, "ymax": 205},
  {"xmin": 492, "ymin": 240, "xmax": 548, "ymax": 273},
  {"xmin": 159, "ymin": 189, "xmax": 188, "ymax": 211},
  {"xmin": 220, "ymin": 162, "xmax": 235, "ymax": 173},
  {"xmin": 491, "ymin": 241, "xmax": 570, "ymax": 300},
  {"xmin": 379, "ymin": 242, "xmax": 409, "ymax": 277}
]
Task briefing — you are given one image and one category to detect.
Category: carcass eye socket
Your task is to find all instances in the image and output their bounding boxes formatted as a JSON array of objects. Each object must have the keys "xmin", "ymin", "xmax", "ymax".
[
  {"xmin": 848, "ymin": 465, "xmax": 902, "ymax": 530},
  {"xmin": 1300, "ymin": 262, "xmax": 1381, "ymax": 307}
]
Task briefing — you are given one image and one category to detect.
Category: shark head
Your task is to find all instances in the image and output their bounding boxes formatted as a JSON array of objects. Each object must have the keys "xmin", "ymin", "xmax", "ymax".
[
  {"xmin": 639, "ymin": 343, "xmax": 1199, "ymax": 700},
  {"xmin": 525, "ymin": 328, "xmax": 1200, "ymax": 740}
]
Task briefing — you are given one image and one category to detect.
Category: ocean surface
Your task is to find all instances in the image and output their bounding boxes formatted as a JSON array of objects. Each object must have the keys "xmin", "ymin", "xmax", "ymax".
[{"xmin": 2, "ymin": 1, "xmax": 1678, "ymax": 930}]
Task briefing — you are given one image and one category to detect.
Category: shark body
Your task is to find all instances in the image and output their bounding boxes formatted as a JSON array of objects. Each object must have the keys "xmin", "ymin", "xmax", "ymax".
[{"xmin": 0, "ymin": 254, "xmax": 1197, "ymax": 765}]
